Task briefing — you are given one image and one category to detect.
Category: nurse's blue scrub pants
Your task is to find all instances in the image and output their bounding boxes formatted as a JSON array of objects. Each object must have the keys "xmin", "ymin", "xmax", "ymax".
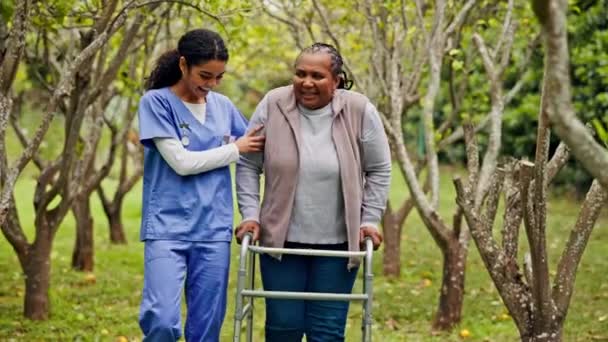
[
  {"xmin": 139, "ymin": 240, "xmax": 230, "ymax": 342},
  {"xmin": 259, "ymin": 242, "xmax": 359, "ymax": 342}
]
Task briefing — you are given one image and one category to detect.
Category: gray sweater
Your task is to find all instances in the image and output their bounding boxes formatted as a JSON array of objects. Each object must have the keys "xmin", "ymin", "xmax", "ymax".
[{"xmin": 236, "ymin": 95, "xmax": 391, "ymax": 244}]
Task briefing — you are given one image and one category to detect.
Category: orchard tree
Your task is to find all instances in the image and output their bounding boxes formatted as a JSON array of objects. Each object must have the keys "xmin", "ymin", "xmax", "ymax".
[
  {"xmin": 0, "ymin": 0, "xmax": 159, "ymax": 320},
  {"xmin": 67, "ymin": 9, "xmax": 150, "ymax": 271},
  {"xmin": 452, "ymin": 1, "xmax": 608, "ymax": 340},
  {"xmin": 454, "ymin": 111, "xmax": 606, "ymax": 341}
]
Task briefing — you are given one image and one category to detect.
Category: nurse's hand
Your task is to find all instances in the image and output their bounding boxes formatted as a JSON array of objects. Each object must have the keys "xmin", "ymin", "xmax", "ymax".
[
  {"xmin": 235, "ymin": 125, "xmax": 265, "ymax": 153},
  {"xmin": 235, "ymin": 220, "xmax": 260, "ymax": 244},
  {"xmin": 359, "ymin": 226, "xmax": 383, "ymax": 250}
]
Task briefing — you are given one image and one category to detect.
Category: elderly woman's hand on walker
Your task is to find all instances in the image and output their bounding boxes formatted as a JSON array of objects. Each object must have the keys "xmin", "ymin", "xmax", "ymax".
[
  {"xmin": 235, "ymin": 220, "xmax": 260, "ymax": 244},
  {"xmin": 359, "ymin": 226, "xmax": 383, "ymax": 250}
]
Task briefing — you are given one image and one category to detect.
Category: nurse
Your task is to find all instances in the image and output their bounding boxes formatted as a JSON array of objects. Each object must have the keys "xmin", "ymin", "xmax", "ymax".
[{"xmin": 137, "ymin": 29, "xmax": 264, "ymax": 342}]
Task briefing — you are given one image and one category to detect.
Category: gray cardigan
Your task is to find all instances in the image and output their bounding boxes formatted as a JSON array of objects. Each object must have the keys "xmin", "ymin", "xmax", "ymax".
[{"xmin": 236, "ymin": 85, "xmax": 391, "ymax": 267}]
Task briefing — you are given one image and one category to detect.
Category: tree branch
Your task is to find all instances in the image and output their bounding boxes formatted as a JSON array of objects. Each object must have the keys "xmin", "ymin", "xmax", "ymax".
[
  {"xmin": 501, "ymin": 161, "xmax": 523, "ymax": 260},
  {"xmin": 0, "ymin": 195, "xmax": 29, "ymax": 266},
  {"xmin": 531, "ymin": 63, "xmax": 554, "ymax": 328},
  {"xmin": 552, "ymin": 180, "xmax": 607, "ymax": 322},
  {"xmin": 454, "ymin": 175, "xmax": 531, "ymax": 327},
  {"xmin": 463, "ymin": 123, "xmax": 479, "ymax": 185},
  {"xmin": 444, "ymin": 0, "xmax": 476, "ymax": 36},
  {"xmin": 9, "ymin": 94, "xmax": 45, "ymax": 170},
  {"xmin": 0, "ymin": 7, "xmax": 129, "ymax": 227},
  {"xmin": 481, "ymin": 168, "xmax": 503, "ymax": 232},
  {"xmin": 93, "ymin": 0, "xmax": 120, "ymax": 34},
  {"xmin": 546, "ymin": 142, "xmax": 569, "ymax": 184},
  {"xmin": 493, "ymin": 0, "xmax": 514, "ymax": 61},
  {"xmin": 0, "ymin": 0, "xmax": 29, "ymax": 94},
  {"xmin": 392, "ymin": 131, "xmax": 452, "ymax": 249},
  {"xmin": 88, "ymin": 12, "xmax": 145, "ymax": 107},
  {"xmin": 261, "ymin": 1, "xmax": 306, "ymax": 50},
  {"xmin": 472, "ymin": 33, "xmax": 505, "ymax": 208},
  {"xmin": 414, "ymin": 0, "xmax": 429, "ymax": 43},
  {"xmin": 535, "ymin": 0, "xmax": 608, "ymax": 189}
]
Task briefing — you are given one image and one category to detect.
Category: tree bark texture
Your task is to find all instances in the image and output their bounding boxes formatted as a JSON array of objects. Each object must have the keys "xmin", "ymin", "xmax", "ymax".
[
  {"xmin": 23, "ymin": 223, "xmax": 53, "ymax": 320},
  {"xmin": 98, "ymin": 185, "xmax": 130, "ymax": 245},
  {"xmin": 381, "ymin": 200, "xmax": 414, "ymax": 277},
  {"xmin": 520, "ymin": 326, "xmax": 563, "ymax": 342},
  {"xmin": 454, "ymin": 162, "xmax": 606, "ymax": 342},
  {"xmin": 71, "ymin": 196, "xmax": 94, "ymax": 271},
  {"xmin": 108, "ymin": 205, "xmax": 127, "ymax": 244},
  {"xmin": 432, "ymin": 239, "xmax": 467, "ymax": 330}
]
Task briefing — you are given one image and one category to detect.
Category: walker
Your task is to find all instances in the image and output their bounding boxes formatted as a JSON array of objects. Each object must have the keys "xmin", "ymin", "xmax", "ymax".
[{"xmin": 233, "ymin": 234, "xmax": 375, "ymax": 342}]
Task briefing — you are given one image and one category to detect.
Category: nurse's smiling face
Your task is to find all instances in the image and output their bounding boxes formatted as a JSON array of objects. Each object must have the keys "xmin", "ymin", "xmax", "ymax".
[{"xmin": 179, "ymin": 57, "xmax": 226, "ymax": 103}]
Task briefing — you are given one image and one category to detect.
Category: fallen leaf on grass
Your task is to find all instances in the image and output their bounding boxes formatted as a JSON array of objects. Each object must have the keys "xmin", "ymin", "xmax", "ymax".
[
  {"xmin": 459, "ymin": 328, "xmax": 471, "ymax": 339},
  {"xmin": 84, "ymin": 273, "xmax": 96, "ymax": 284},
  {"xmin": 496, "ymin": 312, "xmax": 511, "ymax": 321},
  {"xmin": 385, "ymin": 318, "xmax": 399, "ymax": 330}
]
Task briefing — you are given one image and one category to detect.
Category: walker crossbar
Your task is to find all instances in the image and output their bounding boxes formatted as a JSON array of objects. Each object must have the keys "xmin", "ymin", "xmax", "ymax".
[
  {"xmin": 248, "ymin": 245, "xmax": 368, "ymax": 257},
  {"xmin": 241, "ymin": 290, "xmax": 369, "ymax": 301},
  {"xmin": 233, "ymin": 233, "xmax": 375, "ymax": 342}
]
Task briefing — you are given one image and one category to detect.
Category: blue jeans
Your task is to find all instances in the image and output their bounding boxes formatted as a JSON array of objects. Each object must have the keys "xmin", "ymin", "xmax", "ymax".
[
  {"xmin": 259, "ymin": 242, "xmax": 359, "ymax": 342},
  {"xmin": 139, "ymin": 240, "xmax": 230, "ymax": 342}
]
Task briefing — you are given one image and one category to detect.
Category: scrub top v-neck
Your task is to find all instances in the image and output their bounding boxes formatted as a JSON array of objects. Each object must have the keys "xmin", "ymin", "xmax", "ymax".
[{"xmin": 138, "ymin": 87, "xmax": 248, "ymax": 242}]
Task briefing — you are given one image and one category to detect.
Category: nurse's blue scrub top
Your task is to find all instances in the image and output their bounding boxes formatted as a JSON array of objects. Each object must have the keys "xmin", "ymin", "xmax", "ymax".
[{"xmin": 138, "ymin": 87, "xmax": 248, "ymax": 242}]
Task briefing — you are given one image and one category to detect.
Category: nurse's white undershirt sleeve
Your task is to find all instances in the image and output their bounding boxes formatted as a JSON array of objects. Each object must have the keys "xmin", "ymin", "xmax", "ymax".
[{"xmin": 153, "ymin": 138, "xmax": 239, "ymax": 176}]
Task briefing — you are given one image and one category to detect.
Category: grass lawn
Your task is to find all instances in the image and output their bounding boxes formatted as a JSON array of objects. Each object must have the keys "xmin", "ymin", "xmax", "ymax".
[{"xmin": 0, "ymin": 165, "xmax": 607, "ymax": 341}]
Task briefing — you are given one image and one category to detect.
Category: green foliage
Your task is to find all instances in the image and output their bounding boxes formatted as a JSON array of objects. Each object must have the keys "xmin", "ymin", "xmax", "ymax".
[
  {"xmin": 31, "ymin": 0, "xmax": 78, "ymax": 30},
  {"xmin": 569, "ymin": 0, "xmax": 608, "ymax": 122},
  {"xmin": 592, "ymin": 118, "xmax": 608, "ymax": 147},
  {"xmin": 0, "ymin": 0, "xmax": 14, "ymax": 22}
]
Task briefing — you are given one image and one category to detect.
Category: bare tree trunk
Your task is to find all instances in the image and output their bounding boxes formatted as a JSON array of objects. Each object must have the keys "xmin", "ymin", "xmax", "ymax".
[
  {"xmin": 381, "ymin": 198, "xmax": 415, "ymax": 276},
  {"xmin": 98, "ymin": 185, "xmax": 129, "ymax": 245},
  {"xmin": 23, "ymin": 226, "xmax": 53, "ymax": 320},
  {"xmin": 520, "ymin": 327, "xmax": 562, "ymax": 342},
  {"xmin": 433, "ymin": 239, "xmax": 467, "ymax": 330},
  {"xmin": 381, "ymin": 207, "xmax": 403, "ymax": 276},
  {"xmin": 2, "ymin": 195, "xmax": 29, "ymax": 267},
  {"xmin": 108, "ymin": 204, "xmax": 127, "ymax": 244},
  {"xmin": 71, "ymin": 196, "xmax": 94, "ymax": 271}
]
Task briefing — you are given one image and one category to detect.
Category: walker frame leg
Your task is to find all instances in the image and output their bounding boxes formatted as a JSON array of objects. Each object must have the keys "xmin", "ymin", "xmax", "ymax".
[
  {"xmin": 245, "ymin": 251, "xmax": 255, "ymax": 342},
  {"xmin": 362, "ymin": 238, "xmax": 374, "ymax": 342},
  {"xmin": 233, "ymin": 234, "xmax": 251, "ymax": 342}
]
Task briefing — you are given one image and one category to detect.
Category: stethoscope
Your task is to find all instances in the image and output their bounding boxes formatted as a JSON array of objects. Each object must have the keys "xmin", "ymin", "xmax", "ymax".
[{"xmin": 178, "ymin": 121, "xmax": 191, "ymax": 146}]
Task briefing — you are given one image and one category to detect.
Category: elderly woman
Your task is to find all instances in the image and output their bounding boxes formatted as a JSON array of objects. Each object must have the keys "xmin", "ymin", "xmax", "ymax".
[{"xmin": 235, "ymin": 43, "xmax": 391, "ymax": 342}]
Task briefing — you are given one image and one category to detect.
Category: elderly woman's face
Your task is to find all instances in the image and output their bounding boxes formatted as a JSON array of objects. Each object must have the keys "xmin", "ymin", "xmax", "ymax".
[{"xmin": 293, "ymin": 53, "xmax": 339, "ymax": 110}]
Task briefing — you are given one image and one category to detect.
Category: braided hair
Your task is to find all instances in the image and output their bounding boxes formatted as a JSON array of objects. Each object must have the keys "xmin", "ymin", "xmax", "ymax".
[
  {"xmin": 145, "ymin": 29, "xmax": 229, "ymax": 90},
  {"xmin": 296, "ymin": 42, "xmax": 353, "ymax": 90}
]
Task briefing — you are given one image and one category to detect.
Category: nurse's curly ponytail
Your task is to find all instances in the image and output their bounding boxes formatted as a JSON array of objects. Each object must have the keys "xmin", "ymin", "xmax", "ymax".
[
  {"xmin": 145, "ymin": 29, "xmax": 229, "ymax": 90},
  {"xmin": 145, "ymin": 49, "xmax": 181, "ymax": 90}
]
